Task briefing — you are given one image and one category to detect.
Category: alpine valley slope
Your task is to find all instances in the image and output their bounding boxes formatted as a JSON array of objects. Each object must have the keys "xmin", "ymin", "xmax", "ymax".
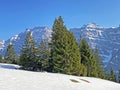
[{"xmin": 0, "ymin": 63, "xmax": 120, "ymax": 90}]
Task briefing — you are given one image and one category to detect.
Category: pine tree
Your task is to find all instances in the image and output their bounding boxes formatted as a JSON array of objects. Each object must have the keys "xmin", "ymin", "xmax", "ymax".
[
  {"xmin": 4, "ymin": 43, "xmax": 17, "ymax": 64},
  {"xmin": 79, "ymin": 38, "xmax": 99, "ymax": 77},
  {"xmin": 50, "ymin": 16, "xmax": 82, "ymax": 75},
  {"xmin": 67, "ymin": 34, "xmax": 83, "ymax": 75},
  {"xmin": 51, "ymin": 16, "xmax": 67, "ymax": 73},
  {"xmin": 0, "ymin": 54, "xmax": 2, "ymax": 60},
  {"xmin": 37, "ymin": 39, "xmax": 50, "ymax": 71},
  {"xmin": 93, "ymin": 49, "xmax": 105, "ymax": 79},
  {"xmin": 108, "ymin": 68, "xmax": 116, "ymax": 82},
  {"xmin": 0, "ymin": 54, "xmax": 4, "ymax": 63},
  {"xmin": 19, "ymin": 31, "xmax": 36, "ymax": 70},
  {"xmin": 118, "ymin": 70, "xmax": 120, "ymax": 83}
]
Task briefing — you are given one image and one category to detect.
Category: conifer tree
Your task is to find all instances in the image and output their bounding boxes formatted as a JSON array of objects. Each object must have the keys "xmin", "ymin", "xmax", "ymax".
[
  {"xmin": 4, "ymin": 43, "xmax": 17, "ymax": 64},
  {"xmin": 108, "ymin": 68, "xmax": 116, "ymax": 82},
  {"xmin": 50, "ymin": 16, "xmax": 82, "ymax": 75},
  {"xmin": 79, "ymin": 38, "xmax": 99, "ymax": 77},
  {"xmin": 66, "ymin": 31, "xmax": 83, "ymax": 75},
  {"xmin": 93, "ymin": 49, "xmax": 105, "ymax": 78},
  {"xmin": 37, "ymin": 39, "xmax": 50, "ymax": 71},
  {"xmin": 118, "ymin": 70, "xmax": 120, "ymax": 83},
  {"xmin": 0, "ymin": 54, "xmax": 4, "ymax": 63},
  {"xmin": 19, "ymin": 31, "xmax": 36, "ymax": 70}
]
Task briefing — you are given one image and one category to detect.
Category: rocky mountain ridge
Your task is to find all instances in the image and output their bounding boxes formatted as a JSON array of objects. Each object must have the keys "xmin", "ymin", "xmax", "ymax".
[
  {"xmin": 71, "ymin": 23, "xmax": 120, "ymax": 73},
  {"xmin": 0, "ymin": 23, "xmax": 120, "ymax": 73}
]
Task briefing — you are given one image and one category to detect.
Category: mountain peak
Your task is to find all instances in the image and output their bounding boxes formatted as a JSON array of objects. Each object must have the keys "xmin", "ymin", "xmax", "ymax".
[
  {"xmin": 32, "ymin": 26, "xmax": 50, "ymax": 30},
  {"xmin": 82, "ymin": 23, "xmax": 103, "ymax": 29}
]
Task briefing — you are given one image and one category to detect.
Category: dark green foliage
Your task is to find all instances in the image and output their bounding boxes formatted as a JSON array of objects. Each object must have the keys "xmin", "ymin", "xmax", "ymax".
[
  {"xmin": 4, "ymin": 43, "xmax": 17, "ymax": 64},
  {"xmin": 50, "ymin": 16, "xmax": 82, "ymax": 75},
  {"xmin": 0, "ymin": 54, "xmax": 2, "ymax": 60},
  {"xmin": 79, "ymin": 38, "xmax": 105, "ymax": 78},
  {"xmin": 65, "ymin": 31, "xmax": 82, "ymax": 75},
  {"xmin": 108, "ymin": 68, "xmax": 116, "ymax": 82},
  {"xmin": 93, "ymin": 49, "xmax": 105, "ymax": 79},
  {"xmin": 118, "ymin": 70, "xmax": 120, "ymax": 83},
  {"xmin": 37, "ymin": 39, "xmax": 50, "ymax": 71},
  {"xmin": 17, "ymin": 16, "xmax": 107, "ymax": 81},
  {"xmin": 19, "ymin": 31, "xmax": 50, "ymax": 71},
  {"xmin": 79, "ymin": 38, "xmax": 95, "ymax": 76},
  {"xmin": 19, "ymin": 31, "xmax": 37, "ymax": 70},
  {"xmin": 0, "ymin": 54, "xmax": 4, "ymax": 63}
]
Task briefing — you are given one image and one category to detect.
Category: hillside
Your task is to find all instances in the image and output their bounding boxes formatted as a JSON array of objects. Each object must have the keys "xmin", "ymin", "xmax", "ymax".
[{"xmin": 0, "ymin": 63, "xmax": 120, "ymax": 90}]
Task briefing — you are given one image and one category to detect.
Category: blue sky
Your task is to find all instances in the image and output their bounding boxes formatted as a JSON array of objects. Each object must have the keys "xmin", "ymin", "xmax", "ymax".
[{"xmin": 0, "ymin": 0, "xmax": 120, "ymax": 40}]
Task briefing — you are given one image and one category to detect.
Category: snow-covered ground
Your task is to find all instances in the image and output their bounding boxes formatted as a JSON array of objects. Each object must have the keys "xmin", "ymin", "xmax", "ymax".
[
  {"xmin": 0, "ymin": 63, "xmax": 21, "ymax": 69},
  {"xmin": 0, "ymin": 63, "xmax": 120, "ymax": 90}
]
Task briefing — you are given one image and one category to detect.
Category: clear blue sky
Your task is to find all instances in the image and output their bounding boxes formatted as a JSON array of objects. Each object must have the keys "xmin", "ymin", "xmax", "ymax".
[{"xmin": 0, "ymin": 0, "xmax": 120, "ymax": 40}]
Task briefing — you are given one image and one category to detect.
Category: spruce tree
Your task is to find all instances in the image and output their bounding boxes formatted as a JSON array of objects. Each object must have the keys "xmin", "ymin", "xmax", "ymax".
[
  {"xmin": 118, "ymin": 70, "xmax": 120, "ymax": 83},
  {"xmin": 0, "ymin": 54, "xmax": 4, "ymax": 63},
  {"xmin": 93, "ymin": 49, "xmax": 105, "ymax": 78},
  {"xmin": 37, "ymin": 39, "xmax": 50, "ymax": 71},
  {"xmin": 19, "ymin": 31, "xmax": 36, "ymax": 70},
  {"xmin": 79, "ymin": 38, "xmax": 99, "ymax": 77},
  {"xmin": 67, "ymin": 35, "xmax": 83, "ymax": 75},
  {"xmin": 4, "ymin": 43, "xmax": 17, "ymax": 64},
  {"xmin": 51, "ymin": 16, "xmax": 82, "ymax": 75},
  {"xmin": 108, "ymin": 68, "xmax": 116, "ymax": 82}
]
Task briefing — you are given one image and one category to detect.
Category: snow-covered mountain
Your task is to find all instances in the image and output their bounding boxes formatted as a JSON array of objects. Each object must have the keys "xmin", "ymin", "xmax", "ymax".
[
  {"xmin": 1, "ymin": 23, "xmax": 120, "ymax": 74},
  {"xmin": 0, "ymin": 26, "xmax": 52, "ymax": 55},
  {"xmin": 0, "ymin": 40, "xmax": 5, "ymax": 50},
  {"xmin": 71, "ymin": 23, "xmax": 120, "ymax": 73},
  {"xmin": 0, "ymin": 63, "xmax": 120, "ymax": 90}
]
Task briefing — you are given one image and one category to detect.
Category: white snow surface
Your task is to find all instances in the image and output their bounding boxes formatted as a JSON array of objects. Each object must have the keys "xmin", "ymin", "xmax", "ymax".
[
  {"xmin": 0, "ymin": 63, "xmax": 120, "ymax": 90},
  {"xmin": 0, "ymin": 63, "xmax": 21, "ymax": 69}
]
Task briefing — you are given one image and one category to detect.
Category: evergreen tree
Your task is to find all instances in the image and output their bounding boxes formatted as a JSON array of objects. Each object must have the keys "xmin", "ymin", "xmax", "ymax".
[
  {"xmin": 93, "ymin": 49, "xmax": 105, "ymax": 79},
  {"xmin": 118, "ymin": 70, "xmax": 120, "ymax": 83},
  {"xmin": 37, "ymin": 39, "xmax": 50, "ymax": 71},
  {"xmin": 66, "ymin": 31, "xmax": 83, "ymax": 75},
  {"xmin": 79, "ymin": 38, "xmax": 99, "ymax": 77},
  {"xmin": 19, "ymin": 31, "xmax": 36, "ymax": 70},
  {"xmin": 0, "ymin": 54, "xmax": 4, "ymax": 63},
  {"xmin": 4, "ymin": 43, "xmax": 17, "ymax": 64},
  {"xmin": 50, "ymin": 16, "xmax": 82, "ymax": 75},
  {"xmin": 108, "ymin": 68, "xmax": 116, "ymax": 82}
]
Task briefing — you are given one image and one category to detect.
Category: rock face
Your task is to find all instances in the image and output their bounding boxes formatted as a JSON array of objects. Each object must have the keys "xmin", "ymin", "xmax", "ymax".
[
  {"xmin": 70, "ymin": 23, "xmax": 120, "ymax": 73},
  {"xmin": 0, "ymin": 40, "xmax": 5, "ymax": 50},
  {"xmin": 0, "ymin": 26, "xmax": 52, "ymax": 55}
]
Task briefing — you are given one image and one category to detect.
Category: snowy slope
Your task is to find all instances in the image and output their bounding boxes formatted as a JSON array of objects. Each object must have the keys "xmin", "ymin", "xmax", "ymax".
[
  {"xmin": 0, "ymin": 67, "xmax": 120, "ymax": 90},
  {"xmin": 0, "ymin": 63, "xmax": 20, "ymax": 69}
]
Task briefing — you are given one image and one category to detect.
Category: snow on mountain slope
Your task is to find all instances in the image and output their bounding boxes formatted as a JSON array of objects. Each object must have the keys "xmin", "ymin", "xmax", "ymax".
[
  {"xmin": 0, "ymin": 67, "xmax": 120, "ymax": 90},
  {"xmin": 1, "ymin": 26, "xmax": 52, "ymax": 55},
  {"xmin": 71, "ymin": 23, "xmax": 120, "ymax": 73}
]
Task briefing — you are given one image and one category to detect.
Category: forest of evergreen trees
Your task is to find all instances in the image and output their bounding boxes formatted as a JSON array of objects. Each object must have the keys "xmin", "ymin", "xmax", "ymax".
[{"xmin": 0, "ymin": 16, "xmax": 119, "ymax": 83}]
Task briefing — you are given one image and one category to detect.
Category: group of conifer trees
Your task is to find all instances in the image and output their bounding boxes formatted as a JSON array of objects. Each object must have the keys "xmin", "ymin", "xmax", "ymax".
[
  {"xmin": 49, "ymin": 16, "xmax": 105, "ymax": 78},
  {"xmin": 0, "ymin": 16, "xmax": 119, "ymax": 82}
]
